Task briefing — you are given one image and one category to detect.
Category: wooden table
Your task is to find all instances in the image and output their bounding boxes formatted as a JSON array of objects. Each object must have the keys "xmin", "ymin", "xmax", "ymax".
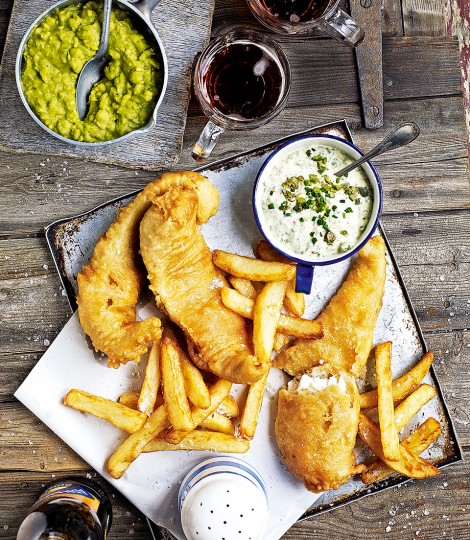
[{"xmin": 1, "ymin": 0, "xmax": 469, "ymax": 538}]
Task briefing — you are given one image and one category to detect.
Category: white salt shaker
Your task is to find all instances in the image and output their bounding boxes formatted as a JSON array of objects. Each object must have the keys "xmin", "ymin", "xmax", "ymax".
[{"xmin": 178, "ymin": 456, "xmax": 268, "ymax": 540}]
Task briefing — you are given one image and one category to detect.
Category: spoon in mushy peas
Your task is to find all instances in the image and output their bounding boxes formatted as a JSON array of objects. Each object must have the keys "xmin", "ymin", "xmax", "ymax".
[
  {"xmin": 76, "ymin": 0, "xmax": 113, "ymax": 120},
  {"xmin": 334, "ymin": 122, "xmax": 420, "ymax": 177}
]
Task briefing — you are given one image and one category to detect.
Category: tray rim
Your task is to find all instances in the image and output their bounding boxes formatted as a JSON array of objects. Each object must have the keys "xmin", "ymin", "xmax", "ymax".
[{"xmin": 44, "ymin": 120, "xmax": 463, "ymax": 529}]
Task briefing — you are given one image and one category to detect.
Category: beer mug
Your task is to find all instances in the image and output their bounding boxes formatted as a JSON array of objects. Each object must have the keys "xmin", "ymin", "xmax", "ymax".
[
  {"xmin": 246, "ymin": 0, "xmax": 364, "ymax": 47},
  {"xmin": 192, "ymin": 29, "xmax": 291, "ymax": 161}
]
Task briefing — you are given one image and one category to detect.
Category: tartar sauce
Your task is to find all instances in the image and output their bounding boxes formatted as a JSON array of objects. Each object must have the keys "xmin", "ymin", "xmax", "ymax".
[{"xmin": 261, "ymin": 144, "xmax": 373, "ymax": 258}]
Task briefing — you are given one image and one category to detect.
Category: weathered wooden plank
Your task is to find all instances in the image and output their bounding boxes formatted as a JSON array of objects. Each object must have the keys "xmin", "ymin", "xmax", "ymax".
[
  {"xmin": 0, "ymin": 457, "xmax": 469, "ymax": 539},
  {"xmin": 393, "ymin": 259, "xmax": 470, "ymax": 333},
  {"xmin": 381, "ymin": 209, "xmax": 470, "ymax": 266},
  {"xmin": 426, "ymin": 329, "xmax": 470, "ymax": 442},
  {"xmin": 402, "ymin": 0, "xmax": 447, "ymax": 37},
  {"xmin": 0, "ymin": 96, "xmax": 466, "ymax": 236},
  {"xmin": 211, "ymin": 0, "xmax": 404, "ymax": 38},
  {"xmin": 185, "ymin": 96, "xmax": 469, "ymax": 210},
  {"xmin": 0, "ymin": 11, "xmax": 10, "ymax": 58},
  {"xmin": 0, "ymin": 237, "xmax": 71, "ymax": 356},
  {"xmin": 0, "ymin": 211, "xmax": 470, "ymax": 354},
  {"xmin": 0, "ymin": 353, "xmax": 40, "ymax": 401},
  {"xmin": 381, "ymin": 0, "xmax": 404, "ymax": 37},
  {"xmin": 0, "ymin": 208, "xmax": 468, "ymax": 351},
  {"xmin": 0, "ymin": 0, "xmax": 13, "ymax": 10},
  {"xmin": 0, "ymin": 401, "xmax": 88, "ymax": 472}
]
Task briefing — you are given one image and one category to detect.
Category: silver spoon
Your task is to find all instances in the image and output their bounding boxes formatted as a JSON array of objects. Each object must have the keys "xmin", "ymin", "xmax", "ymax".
[
  {"xmin": 334, "ymin": 122, "xmax": 421, "ymax": 177},
  {"xmin": 76, "ymin": 0, "xmax": 113, "ymax": 120}
]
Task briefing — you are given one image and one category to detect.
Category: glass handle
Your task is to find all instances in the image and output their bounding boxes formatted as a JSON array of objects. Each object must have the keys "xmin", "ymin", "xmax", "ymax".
[
  {"xmin": 319, "ymin": 8, "xmax": 365, "ymax": 47},
  {"xmin": 192, "ymin": 120, "xmax": 225, "ymax": 162}
]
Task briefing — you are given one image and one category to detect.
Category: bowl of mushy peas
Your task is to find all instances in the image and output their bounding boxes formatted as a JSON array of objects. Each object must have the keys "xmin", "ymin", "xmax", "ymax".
[
  {"xmin": 16, "ymin": 0, "xmax": 167, "ymax": 145},
  {"xmin": 253, "ymin": 134, "xmax": 383, "ymax": 293}
]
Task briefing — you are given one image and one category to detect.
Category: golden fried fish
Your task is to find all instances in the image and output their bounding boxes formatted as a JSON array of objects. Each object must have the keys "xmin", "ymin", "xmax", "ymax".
[
  {"xmin": 274, "ymin": 235, "xmax": 386, "ymax": 377},
  {"xmin": 139, "ymin": 183, "xmax": 269, "ymax": 384},
  {"xmin": 77, "ymin": 172, "xmax": 219, "ymax": 368},
  {"xmin": 275, "ymin": 366, "xmax": 364, "ymax": 492}
]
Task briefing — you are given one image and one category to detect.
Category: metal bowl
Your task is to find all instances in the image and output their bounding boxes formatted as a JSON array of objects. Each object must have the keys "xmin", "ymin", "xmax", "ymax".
[{"xmin": 15, "ymin": 0, "xmax": 168, "ymax": 147}]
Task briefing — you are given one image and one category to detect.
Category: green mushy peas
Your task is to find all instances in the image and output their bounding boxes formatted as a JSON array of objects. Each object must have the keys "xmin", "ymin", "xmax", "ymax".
[{"xmin": 21, "ymin": 1, "xmax": 163, "ymax": 143}]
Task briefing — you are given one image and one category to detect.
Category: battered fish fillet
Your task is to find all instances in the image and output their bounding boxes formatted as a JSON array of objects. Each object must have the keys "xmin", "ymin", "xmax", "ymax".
[
  {"xmin": 275, "ymin": 366, "xmax": 364, "ymax": 492},
  {"xmin": 274, "ymin": 235, "xmax": 386, "ymax": 377},
  {"xmin": 77, "ymin": 171, "xmax": 219, "ymax": 368},
  {"xmin": 139, "ymin": 184, "xmax": 269, "ymax": 384}
]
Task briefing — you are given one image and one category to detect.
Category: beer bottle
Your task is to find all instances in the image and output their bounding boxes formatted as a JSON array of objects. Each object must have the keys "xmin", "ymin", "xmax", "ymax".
[{"xmin": 17, "ymin": 476, "xmax": 112, "ymax": 540}]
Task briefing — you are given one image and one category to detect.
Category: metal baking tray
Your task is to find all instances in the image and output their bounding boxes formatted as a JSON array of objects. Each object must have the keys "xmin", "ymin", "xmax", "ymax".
[{"xmin": 45, "ymin": 120, "xmax": 463, "ymax": 536}]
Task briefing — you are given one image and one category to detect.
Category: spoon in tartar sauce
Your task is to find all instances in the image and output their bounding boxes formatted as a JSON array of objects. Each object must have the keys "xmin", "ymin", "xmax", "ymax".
[{"xmin": 334, "ymin": 122, "xmax": 420, "ymax": 177}]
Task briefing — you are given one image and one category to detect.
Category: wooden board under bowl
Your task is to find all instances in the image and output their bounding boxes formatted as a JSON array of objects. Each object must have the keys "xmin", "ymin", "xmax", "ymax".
[{"xmin": 0, "ymin": 0, "xmax": 215, "ymax": 170}]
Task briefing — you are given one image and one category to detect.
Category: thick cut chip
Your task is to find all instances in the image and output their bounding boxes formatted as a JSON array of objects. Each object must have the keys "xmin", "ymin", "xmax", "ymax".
[
  {"xmin": 119, "ymin": 391, "xmax": 164, "ymax": 411},
  {"xmin": 107, "ymin": 405, "xmax": 169, "ymax": 478},
  {"xmin": 362, "ymin": 417, "xmax": 442, "ymax": 484},
  {"xmin": 376, "ymin": 342, "xmax": 401, "ymax": 463},
  {"xmin": 213, "ymin": 250, "xmax": 296, "ymax": 282},
  {"xmin": 358, "ymin": 414, "xmax": 440, "ymax": 479},
  {"xmin": 144, "ymin": 430, "xmax": 249, "ymax": 453},
  {"xmin": 221, "ymin": 287, "xmax": 322, "ymax": 339},
  {"xmin": 360, "ymin": 352, "xmax": 434, "ymax": 409},
  {"xmin": 161, "ymin": 337, "xmax": 194, "ymax": 432},
  {"xmin": 394, "ymin": 384, "xmax": 437, "ymax": 431},
  {"xmin": 118, "ymin": 391, "xmax": 140, "ymax": 410},
  {"xmin": 138, "ymin": 340, "xmax": 161, "ymax": 416},
  {"xmin": 253, "ymin": 281, "xmax": 288, "ymax": 366},
  {"xmin": 64, "ymin": 389, "xmax": 147, "ymax": 433},
  {"xmin": 228, "ymin": 276, "xmax": 258, "ymax": 300},
  {"xmin": 200, "ymin": 412, "xmax": 234, "ymax": 435},
  {"xmin": 217, "ymin": 396, "xmax": 239, "ymax": 418},
  {"xmin": 239, "ymin": 372, "xmax": 269, "ymax": 440},
  {"xmin": 165, "ymin": 379, "xmax": 232, "ymax": 444},
  {"xmin": 274, "ymin": 332, "xmax": 289, "ymax": 352},
  {"xmin": 177, "ymin": 343, "xmax": 211, "ymax": 409},
  {"xmin": 254, "ymin": 240, "xmax": 305, "ymax": 317}
]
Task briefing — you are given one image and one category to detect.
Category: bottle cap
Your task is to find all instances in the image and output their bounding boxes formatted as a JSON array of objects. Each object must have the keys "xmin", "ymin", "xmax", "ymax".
[{"xmin": 178, "ymin": 456, "xmax": 268, "ymax": 540}]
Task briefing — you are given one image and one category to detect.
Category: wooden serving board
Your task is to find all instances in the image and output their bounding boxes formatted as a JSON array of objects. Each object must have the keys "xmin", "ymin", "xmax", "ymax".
[{"xmin": 0, "ymin": 0, "xmax": 215, "ymax": 170}]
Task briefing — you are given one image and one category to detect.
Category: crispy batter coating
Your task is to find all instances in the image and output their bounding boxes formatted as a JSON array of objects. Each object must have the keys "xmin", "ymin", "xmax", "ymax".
[
  {"xmin": 274, "ymin": 235, "xmax": 386, "ymax": 377},
  {"xmin": 77, "ymin": 172, "xmax": 218, "ymax": 368},
  {"xmin": 139, "ymin": 183, "xmax": 269, "ymax": 384},
  {"xmin": 275, "ymin": 367, "xmax": 364, "ymax": 492}
]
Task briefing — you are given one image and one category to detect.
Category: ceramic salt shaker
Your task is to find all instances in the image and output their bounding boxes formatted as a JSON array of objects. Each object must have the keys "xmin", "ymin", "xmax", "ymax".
[{"xmin": 178, "ymin": 456, "xmax": 268, "ymax": 540}]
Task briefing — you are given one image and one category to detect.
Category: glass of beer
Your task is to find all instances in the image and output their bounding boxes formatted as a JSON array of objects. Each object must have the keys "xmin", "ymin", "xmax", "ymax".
[
  {"xmin": 246, "ymin": 0, "xmax": 364, "ymax": 47},
  {"xmin": 192, "ymin": 29, "xmax": 291, "ymax": 161}
]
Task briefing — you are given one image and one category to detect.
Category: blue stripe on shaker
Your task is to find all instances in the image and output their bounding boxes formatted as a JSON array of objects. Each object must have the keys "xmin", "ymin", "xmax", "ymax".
[{"xmin": 178, "ymin": 458, "xmax": 267, "ymax": 509}]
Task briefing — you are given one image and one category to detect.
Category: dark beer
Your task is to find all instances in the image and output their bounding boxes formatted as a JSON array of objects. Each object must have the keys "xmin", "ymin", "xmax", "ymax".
[
  {"xmin": 260, "ymin": 0, "xmax": 329, "ymax": 22},
  {"xmin": 203, "ymin": 42, "xmax": 284, "ymax": 120},
  {"xmin": 17, "ymin": 477, "xmax": 112, "ymax": 540}
]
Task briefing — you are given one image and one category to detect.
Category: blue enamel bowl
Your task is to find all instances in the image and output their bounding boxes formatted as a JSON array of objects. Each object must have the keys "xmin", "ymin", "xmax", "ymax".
[{"xmin": 252, "ymin": 134, "xmax": 383, "ymax": 293}]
